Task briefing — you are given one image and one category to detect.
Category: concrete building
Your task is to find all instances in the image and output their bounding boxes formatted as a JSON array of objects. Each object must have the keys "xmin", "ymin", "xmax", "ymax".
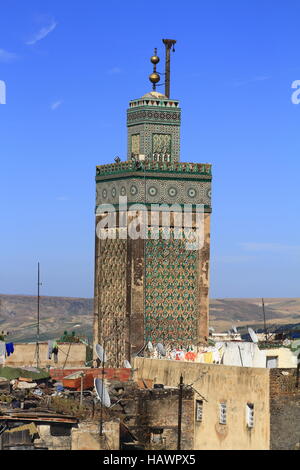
[
  {"xmin": 133, "ymin": 357, "xmax": 270, "ymax": 450},
  {"xmin": 93, "ymin": 41, "xmax": 212, "ymax": 366},
  {"xmin": 263, "ymin": 347, "xmax": 298, "ymax": 368}
]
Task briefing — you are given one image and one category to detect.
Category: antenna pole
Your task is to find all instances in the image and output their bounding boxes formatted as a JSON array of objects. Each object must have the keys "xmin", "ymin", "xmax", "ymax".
[
  {"xmin": 36, "ymin": 262, "xmax": 42, "ymax": 368},
  {"xmin": 262, "ymin": 298, "xmax": 267, "ymax": 341},
  {"xmin": 162, "ymin": 39, "xmax": 176, "ymax": 98},
  {"xmin": 177, "ymin": 374, "xmax": 184, "ymax": 450},
  {"xmin": 144, "ymin": 161, "xmax": 147, "ymax": 346}
]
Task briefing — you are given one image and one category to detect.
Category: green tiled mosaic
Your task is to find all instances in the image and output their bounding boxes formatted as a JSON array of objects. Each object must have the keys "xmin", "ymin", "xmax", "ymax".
[{"xmin": 145, "ymin": 229, "xmax": 199, "ymax": 345}]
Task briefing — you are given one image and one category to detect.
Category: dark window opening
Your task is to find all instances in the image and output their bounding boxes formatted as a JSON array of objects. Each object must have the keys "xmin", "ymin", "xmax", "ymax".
[{"xmin": 50, "ymin": 424, "xmax": 71, "ymax": 437}]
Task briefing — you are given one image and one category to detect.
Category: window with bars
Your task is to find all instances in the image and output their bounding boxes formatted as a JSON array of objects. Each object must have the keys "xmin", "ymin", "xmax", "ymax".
[
  {"xmin": 195, "ymin": 400, "xmax": 203, "ymax": 422},
  {"xmin": 219, "ymin": 403, "xmax": 227, "ymax": 425},
  {"xmin": 246, "ymin": 403, "xmax": 254, "ymax": 428}
]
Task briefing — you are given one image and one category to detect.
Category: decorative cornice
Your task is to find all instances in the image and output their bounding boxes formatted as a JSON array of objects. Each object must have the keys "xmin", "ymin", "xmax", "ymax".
[
  {"xmin": 96, "ymin": 161, "xmax": 212, "ymax": 178},
  {"xmin": 96, "ymin": 173, "xmax": 212, "ymax": 183},
  {"xmin": 127, "ymin": 108, "xmax": 181, "ymax": 126},
  {"xmin": 129, "ymin": 98, "xmax": 180, "ymax": 109}
]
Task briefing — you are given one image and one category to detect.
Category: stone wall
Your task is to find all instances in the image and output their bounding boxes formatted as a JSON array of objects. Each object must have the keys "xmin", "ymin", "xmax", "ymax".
[
  {"xmin": 270, "ymin": 368, "xmax": 300, "ymax": 450},
  {"xmin": 34, "ymin": 424, "xmax": 72, "ymax": 450},
  {"xmin": 71, "ymin": 421, "xmax": 120, "ymax": 450},
  {"xmin": 127, "ymin": 387, "xmax": 194, "ymax": 450},
  {"xmin": 4, "ymin": 342, "xmax": 87, "ymax": 368},
  {"xmin": 270, "ymin": 368, "xmax": 299, "ymax": 397}
]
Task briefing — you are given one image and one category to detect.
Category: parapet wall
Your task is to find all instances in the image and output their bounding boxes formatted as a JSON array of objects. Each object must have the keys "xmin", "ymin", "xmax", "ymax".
[{"xmin": 4, "ymin": 342, "xmax": 87, "ymax": 369}]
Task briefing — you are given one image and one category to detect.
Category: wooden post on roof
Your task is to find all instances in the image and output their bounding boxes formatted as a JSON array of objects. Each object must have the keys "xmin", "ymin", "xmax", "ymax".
[{"xmin": 177, "ymin": 374, "xmax": 184, "ymax": 450}]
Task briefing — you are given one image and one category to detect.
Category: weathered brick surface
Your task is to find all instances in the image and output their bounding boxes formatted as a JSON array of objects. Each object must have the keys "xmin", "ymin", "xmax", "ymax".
[
  {"xmin": 270, "ymin": 368, "xmax": 299, "ymax": 397},
  {"xmin": 50, "ymin": 368, "xmax": 132, "ymax": 383},
  {"xmin": 270, "ymin": 368, "xmax": 300, "ymax": 450}
]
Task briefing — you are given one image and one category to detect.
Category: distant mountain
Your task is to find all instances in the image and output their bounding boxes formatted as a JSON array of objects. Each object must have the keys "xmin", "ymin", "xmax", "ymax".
[
  {"xmin": 0, "ymin": 294, "xmax": 94, "ymax": 343},
  {"xmin": 209, "ymin": 298, "xmax": 300, "ymax": 333},
  {"xmin": 0, "ymin": 294, "xmax": 299, "ymax": 343}
]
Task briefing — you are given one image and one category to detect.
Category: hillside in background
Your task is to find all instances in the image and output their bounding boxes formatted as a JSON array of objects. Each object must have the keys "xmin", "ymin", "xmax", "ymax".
[
  {"xmin": 0, "ymin": 294, "xmax": 300, "ymax": 343},
  {"xmin": 0, "ymin": 294, "xmax": 94, "ymax": 343},
  {"xmin": 209, "ymin": 298, "xmax": 300, "ymax": 333}
]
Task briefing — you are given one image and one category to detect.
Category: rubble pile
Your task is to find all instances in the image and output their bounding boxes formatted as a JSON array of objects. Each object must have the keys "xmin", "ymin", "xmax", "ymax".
[{"xmin": 0, "ymin": 366, "xmax": 136, "ymax": 425}]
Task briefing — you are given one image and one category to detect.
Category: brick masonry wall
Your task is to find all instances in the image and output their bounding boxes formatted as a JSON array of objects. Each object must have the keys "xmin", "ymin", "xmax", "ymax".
[
  {"xmin": 270, "ymin": 368, "xmax": 299, "ymax": 397},
  {"xmin": 270, "ymin": 368, "xmax": 300, "ymax": 450},
  {"xmin": 50, "ymin": 368, "xmax": 132, "ymax": 383}
]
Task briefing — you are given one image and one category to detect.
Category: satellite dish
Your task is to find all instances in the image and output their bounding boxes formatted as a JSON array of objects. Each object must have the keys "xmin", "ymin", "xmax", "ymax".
[
  {"xmin": 232, "ymin": 326, "xmax": 238, "ymax": 334},
  {"xmin": 94, "ymin": 378, "xmax": 111, "ymax": 407},
  {"xmin": 147, "ymin": 341, "xmax": 154, "ymax": 352},
  {"xmin": 95, "ymin": 344, "xmax": 106, "ymax": 363},
  {"xmin": 156, "ymin": 343, "xmax": 166, "ymax": 357},
  {"xmin": 248, "ymin": 328, "xmax": 259, "ymax": 343},
  {"xmin": 209, "ymin": 327, "xmax": 215, "ymax": 333},
  {"xmin": 123, "ymin": 360, "xmax": 132, "ymax": 369}
]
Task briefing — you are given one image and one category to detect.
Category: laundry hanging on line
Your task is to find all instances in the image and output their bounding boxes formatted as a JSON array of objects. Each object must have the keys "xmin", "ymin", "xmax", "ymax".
[{"xmin": 5, "ymin": 343, "xmax": 14, "ymax": 357}]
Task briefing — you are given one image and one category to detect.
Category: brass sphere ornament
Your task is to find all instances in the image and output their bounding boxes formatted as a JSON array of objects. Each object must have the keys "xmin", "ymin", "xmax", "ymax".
[
  {"xmin": 151, "ymin": 55, "xmax": 160, "ymax": 65},
  {"xmin": 149, "ymin": 72, "xmax": 160, "ymax": 84},
  {"xmin": 149, "ymin": 48, "xmax": 160, "ymax": 89}
]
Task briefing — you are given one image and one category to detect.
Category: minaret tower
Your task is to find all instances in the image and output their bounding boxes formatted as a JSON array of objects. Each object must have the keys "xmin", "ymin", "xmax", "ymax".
[{"xmin": 93, "ymin": 40, "xmax": 212, "ymax": 367}]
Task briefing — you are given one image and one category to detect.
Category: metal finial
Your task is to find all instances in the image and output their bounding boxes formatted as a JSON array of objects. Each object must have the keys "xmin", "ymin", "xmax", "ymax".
[
  {"xmin": 149, "ymin": 47, "xmax": 160, "ymax": 91},
  {"xmin": 151, "ymin": 48, "xmax": 160, "ymax": 65}
]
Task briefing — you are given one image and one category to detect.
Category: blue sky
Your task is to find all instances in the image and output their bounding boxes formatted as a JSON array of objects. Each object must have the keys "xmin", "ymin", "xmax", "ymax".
[{"xmin": 1, "ymin": 0, "xmax": 300, "ymax": 299}]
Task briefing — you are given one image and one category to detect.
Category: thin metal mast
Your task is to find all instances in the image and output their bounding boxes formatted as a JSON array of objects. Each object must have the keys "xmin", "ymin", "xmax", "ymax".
[
  {"xmin": 262, "ymin": 298, "xmax": 267, "ymax": 341},
  {"xmin": 36, "ymin": 262, "xmax": 42, "ymax": 368}
]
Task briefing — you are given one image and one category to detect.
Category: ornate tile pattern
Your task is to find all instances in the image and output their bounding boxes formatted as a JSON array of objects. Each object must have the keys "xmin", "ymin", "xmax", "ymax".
[
  {"xmin": 98, "ymin": 238, "xmax": 127, "ymax": 367},
  {"xmin": 145, "ymin": 229, "xmax": 199, "ymax": 345},
  {"xmin": 152, "ymin": 133, "xmax": 171, "ymax": 155},
  {"xmin": 131, "ymin": 134, "xmax": 140, "ymax": 155},
  {"xmin": 96, "ymin": 177, "xmax": 211, "ymax": 209},
  {"xmin": 127, "ymin": 109, "xmax": 181, "ymax": 125},
  {"xmin": 127, "ymin": 119, "xmax": 180, "ymax": 161}
]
